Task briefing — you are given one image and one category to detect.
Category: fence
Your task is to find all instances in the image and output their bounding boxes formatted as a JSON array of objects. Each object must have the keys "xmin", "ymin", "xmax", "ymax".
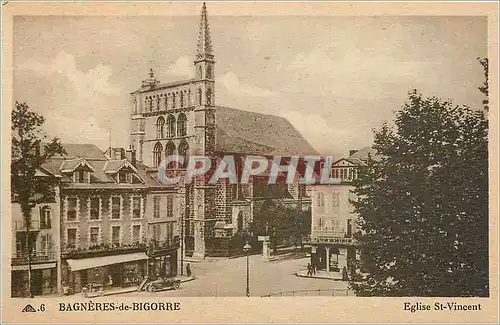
[{"xmin": 261, "ymin": 289, "xmax": 351, "ymax": 297}]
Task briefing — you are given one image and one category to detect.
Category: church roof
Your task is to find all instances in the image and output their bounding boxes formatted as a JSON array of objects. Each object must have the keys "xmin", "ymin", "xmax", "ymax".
[
  {"xmin": 50, "ymin": 143, "xmax": 108, "ymax": 161},
  {"xmin": 214, "ymin": 106, "xmax": 319, "ymax": 156}
]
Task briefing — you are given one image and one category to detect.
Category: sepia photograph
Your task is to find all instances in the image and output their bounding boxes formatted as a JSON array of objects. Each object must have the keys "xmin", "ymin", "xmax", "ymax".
[{"xmin": 2, "ymin": 1, "xmax": 498, "ymax": 323}]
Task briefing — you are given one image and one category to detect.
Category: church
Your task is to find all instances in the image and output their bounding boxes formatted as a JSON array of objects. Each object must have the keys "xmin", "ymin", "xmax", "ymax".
[{"xmin": 128, "ymin": 3, "xmax": 319, "ymax": 258}]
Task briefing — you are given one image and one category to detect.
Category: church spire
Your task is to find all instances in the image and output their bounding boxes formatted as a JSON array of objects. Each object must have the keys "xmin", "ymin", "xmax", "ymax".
[{"xmin": 196, "ymin": 2, "xmax": 214, "ymax": 61}]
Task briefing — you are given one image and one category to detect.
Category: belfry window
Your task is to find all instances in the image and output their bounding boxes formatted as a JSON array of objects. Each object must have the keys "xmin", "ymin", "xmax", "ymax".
[
  {"xmin": 166, "ymin": 115, "xmax": 176, "ymax": 138},
  {"xmin": 206, "ymin": 88, "xmax": 213, "ymax": 106},
  {"xmin": 206, "ymin": 65, "xmax": 212, "ymax": 79},
  {"xmin": 156, "ymin": 116, "xmax": 165, "ymax": 139},
  {"xmin": 177, "ymin": 113, "xmax": 187, "ymax": 137},
  {"xmin": 178, "ymin": 140, "xmax": 189, "ymax": 168},
  {"xmin": 153, "ymin": 142, "xmax": 163, "ymax": 167}
]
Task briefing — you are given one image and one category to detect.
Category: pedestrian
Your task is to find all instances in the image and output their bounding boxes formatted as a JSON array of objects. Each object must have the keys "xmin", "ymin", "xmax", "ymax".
[
  {"xmin": 186, "ymin": 263, "xmax": 192, "ymax": 277},
  {"xmin": 307, "ymin": 263, "xmax": 312, "ymax": 276},
  {"xmin": 312, "ymin": 262, "xmax": 316, "ymax": 275}
]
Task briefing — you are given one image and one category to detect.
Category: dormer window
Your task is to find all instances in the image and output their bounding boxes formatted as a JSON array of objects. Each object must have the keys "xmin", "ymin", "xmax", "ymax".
[
  {"xmin": 118, "ymin": 171, "xmax": 132, "ymax": 184},
  {"xmin": 74, "ymin": 169, "xmax": 90, "ymax": 183}
]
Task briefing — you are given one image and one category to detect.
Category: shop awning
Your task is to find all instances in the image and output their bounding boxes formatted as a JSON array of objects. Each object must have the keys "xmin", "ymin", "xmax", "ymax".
[{"xmin": 66, "ymin": 252, "xmax": 148, "ymax": 272}]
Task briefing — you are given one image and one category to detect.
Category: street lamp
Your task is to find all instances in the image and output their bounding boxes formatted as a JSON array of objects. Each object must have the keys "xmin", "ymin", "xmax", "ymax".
[{"xmin": 243, "ymin": 241, "xmax": 252, "ymax": 297}]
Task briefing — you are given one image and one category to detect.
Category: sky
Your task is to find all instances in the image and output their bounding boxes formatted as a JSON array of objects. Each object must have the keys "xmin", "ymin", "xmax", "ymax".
[{"xmin": 13, "ymin": 10, "xmax": 487, "ymax": 157}]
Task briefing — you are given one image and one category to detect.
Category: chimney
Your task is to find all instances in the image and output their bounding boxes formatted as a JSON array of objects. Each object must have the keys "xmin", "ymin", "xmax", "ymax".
[
  {"xmin": 349, "ymin": 149, "xmax": 358, "ymax": 156},
  {"xmin": 125, "ymin": 145, "xmax": 137, "ymax": 166}
]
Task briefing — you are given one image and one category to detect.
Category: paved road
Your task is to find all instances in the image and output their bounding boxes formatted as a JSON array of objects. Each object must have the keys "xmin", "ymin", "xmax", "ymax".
[{"xmin": 124, "ymin": 255, "xmax": 351, "ymax": 297}]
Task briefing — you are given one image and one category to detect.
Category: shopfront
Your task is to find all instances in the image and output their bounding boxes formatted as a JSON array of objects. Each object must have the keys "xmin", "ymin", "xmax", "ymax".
[
  {"xmin": 147, "ymin": 249, "xmax": 178, "ymax": 280},
  {"xmin": 11, "ymin": 263, "xmax": 57, "ymax": 297},
  {"xmin": 65, "ymin": 252, "xmax": 148, "ymax": 293}
]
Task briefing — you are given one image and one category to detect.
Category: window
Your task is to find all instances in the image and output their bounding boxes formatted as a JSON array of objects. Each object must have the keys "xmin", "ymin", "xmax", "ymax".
[
  {"xmin": 166, "ymin": 115, "xmax": 176, "ymax": 138},
  {"xmin": 90, "ymin": 197, "xmax": 100, "ymax": 220},
  {"xmin": 75, "ymin": 169, "xmax": 87, "ymax": 183},
  {"xmin": 177, "ymin": 113, "xmax": 187, "ymax": 137},
  {"xmin": 111, "ymin": 226, "xmax": 121, "ymax": 245},
  {"xmin": 198, "ymin": 88, "xmax": 202, "ymax": 105},
  {"xmin": 40, "ymin": 206, "xmax": 51, "ymax": 229},
  {"xmin": 318, "ymin": 217, "xmax": 323, "ymax": 228},
  {"xmin": 132, "ymin": 197, "xmax": 141, "ymax": 219},
  {"xmin": 149, "ymin": 97, "xmax": 153, "ymax": 111},
  {"xmin": 156, "ymin": 96, "xmax": 160, "ymax": 111},
  {"xmin": 198, "ymin": 66, "xmax": 203, "ymax": 79},
  {"xmin": 172, "ymin": 93, "xmax": 176, "ymax": 108},
  {"xmin": 166, "ymin": 222, "xmax": 174, "ymax": 242},
  {"xmin": 180, "ymin": 92, "xmax": 184, "ymax": 107},
  {"xmin": 67, "ymin": 198, "xmax": 77, "ymax": 221},
  {"xmin": 153, "ymin": 142, "xmax": 163, "ymax": 167},
  {"xmin": 206, "ymin": 88, "xmax": 213, "ymax": 106},
  {"xmin": 178, "ymin": 140, "xmax": 189, "ymax": 168},
  {"xmin": 132, "ymin": 225, "xmax": 141, "ymax": 243},
  {"xmin": 153, "ymin": 196, "xmax": 160, "ymax": 219},
  {"xmin": 153, "ymin": 224, "xmax": 161, "ymax": 241},
  {"xmin": 118, "ymin": 171, "xmax": 131, "ymax": 184},
  {"xmin": 133, "ymin": 99, "xmax": 138, "ymax": 114},
  {"xmin": 164, "ymin": 96, "xmax": 168, "ymax": 110},
  {"xmin": 166, "ymin": 196, "xmax": 173, "ymax": 218},
  {"xmin": 316, "ymin": 193, "xmax": 324, "ymax": 208},
  {"xmin": 89, "ymin": 227, "xmax": 99, "ymax": 245},
  {"xmin": 40, "ymin": 234, "xmax": 52, "ymax": 254},
  {"xmin": 165, "ymin": 142, "xmax": 176, "ymax": 160},
  {"xmin": 67, "ymin": 228, "xmax": 77, "ymax": 248},
  {"xmin": 156, "ymin": 116, "xmax": 165, "ymax": 139},
  {"xmin": 206, "ymin": 65, "xmax": 212, "ymax": 79},
  {"xmin": 332, "ymin": 193, "xmax": 341, "ymax": 207},
  {"xmin": 347, "ymin": 219, "xmax": 353, "ymax": 238},
  {"xmin": 111, "ymin": 197, "xmax": 121, "ymax": 219}
]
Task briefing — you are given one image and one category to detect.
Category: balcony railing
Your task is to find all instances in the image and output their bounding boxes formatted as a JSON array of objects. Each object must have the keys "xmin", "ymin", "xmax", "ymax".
[
  {"xmin": 62, "ymin": 242, "xmax": 148, "ymax": 259},
  {"xmin": 12, "ymin": 250, "xmax": 56, "ymax": 264},
  {"xmin": 302, "ymin": 235, "xmax": 355, "ymax": 245},
  {"xmin": 147, "ymin": 237, "xmax": 180, "ymax": 256},
  {"xmin": 14, "ymin": 220, "xmax": 40, "ymax": 231}
]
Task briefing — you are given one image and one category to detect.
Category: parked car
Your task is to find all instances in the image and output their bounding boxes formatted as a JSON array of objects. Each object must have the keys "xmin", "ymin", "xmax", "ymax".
[{"xmin": 145, "ymin": 277, "xmax": 181, "ymax": 292}]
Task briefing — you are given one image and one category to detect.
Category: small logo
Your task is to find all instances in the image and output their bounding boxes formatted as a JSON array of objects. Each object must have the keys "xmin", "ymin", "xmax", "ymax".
[{"xmin": 22, "ymin": 304, "xmax": 36, "ymax": 313}]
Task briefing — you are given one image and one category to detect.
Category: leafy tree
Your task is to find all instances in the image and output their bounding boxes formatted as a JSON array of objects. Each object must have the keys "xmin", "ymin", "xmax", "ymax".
[
  {"xmin": 349, "ymin": 90, "xmax": 488, "ymax": 297},
  {"xmin": 11, "ymin": 102, "xmax": 66, "ymax": 297},
  {"xmin": 478, "ymin": 57, "xmax": 489, "ymax": 111},
  {"xmin": 249, "ymin": 199, "xmax": 309, "ymax": 253}
]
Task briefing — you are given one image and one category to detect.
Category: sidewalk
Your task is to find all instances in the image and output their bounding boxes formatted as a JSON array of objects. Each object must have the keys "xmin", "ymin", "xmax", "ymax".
[
  {"xmin": 85, "ymin": 276, "xmax": 196, "ymax": 298},
  {"xmin": 295, "ymin": 270, "xmax": 344, "ymax": 281}
]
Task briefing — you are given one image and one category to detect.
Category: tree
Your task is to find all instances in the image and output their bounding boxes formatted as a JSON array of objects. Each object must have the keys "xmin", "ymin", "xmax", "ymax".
[
  {"xmin": 11, "ymin": 102, "xmax": 66, "ymax": 298},
  {"xmin": 478, "ymin": 57, "xmax": 489, "ymax": 111},
  {"xmin": 249, "ymin": 199, "xmax": 308, "ymax": 254},
  {"xmin": 349, "ymin": 90, "xmax": 488, "ymax": 297}
]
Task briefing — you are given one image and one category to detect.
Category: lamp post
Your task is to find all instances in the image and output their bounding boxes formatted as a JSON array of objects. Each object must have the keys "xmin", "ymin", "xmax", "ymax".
[{"xmin": 243, "ymin": 242, "xmax": 252, "ymax": 297}]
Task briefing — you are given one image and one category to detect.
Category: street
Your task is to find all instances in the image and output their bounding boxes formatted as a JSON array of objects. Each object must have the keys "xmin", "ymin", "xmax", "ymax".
[{"xmin": 123, "ymin": 256, "xmax": 352, "ymax": 297}]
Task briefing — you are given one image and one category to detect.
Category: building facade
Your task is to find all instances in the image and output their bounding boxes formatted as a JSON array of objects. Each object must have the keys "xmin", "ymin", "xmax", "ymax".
[
  {"xmin": 304, "ymin": 150, "xmax": 368, "ymax": 278},
  {"xmin": 11, "ymin": 173, "xmax": 61, "ymax": 297},
  {"xmin": 129, "ymin": 3, "xmax": 318, "ymax": 258},
  {"xmin": 39, "ymin": 144, "xmax": 180, "ymax": 295}
]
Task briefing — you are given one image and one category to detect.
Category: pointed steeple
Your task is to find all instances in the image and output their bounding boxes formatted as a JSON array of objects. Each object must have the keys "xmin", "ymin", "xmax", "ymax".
[{"xmin": 196, "ymin": 2, "xmax": 214, "ymax": 61}]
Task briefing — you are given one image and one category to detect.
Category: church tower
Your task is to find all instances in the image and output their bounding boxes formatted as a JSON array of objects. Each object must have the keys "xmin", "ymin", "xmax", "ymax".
[{"xmin": 191, "ymin": 2, "xmax": 217, "ymax": 258}]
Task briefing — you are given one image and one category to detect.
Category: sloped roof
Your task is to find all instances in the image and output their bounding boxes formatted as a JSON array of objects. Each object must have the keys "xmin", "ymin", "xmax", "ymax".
[
  {"xmin": 349, "ymin": 146, "xmax": 381, "ymax": 162},
  {"xmin": 103, "ymin": 159, "xmax": 138, "ymax": 174},
  {"xmin": 52, "ymin": 143, "xmax": 107, "ymax": 161},
  {"xmin": 215, "ymin": 106, "xmax": 319, "ymax": 156}
]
